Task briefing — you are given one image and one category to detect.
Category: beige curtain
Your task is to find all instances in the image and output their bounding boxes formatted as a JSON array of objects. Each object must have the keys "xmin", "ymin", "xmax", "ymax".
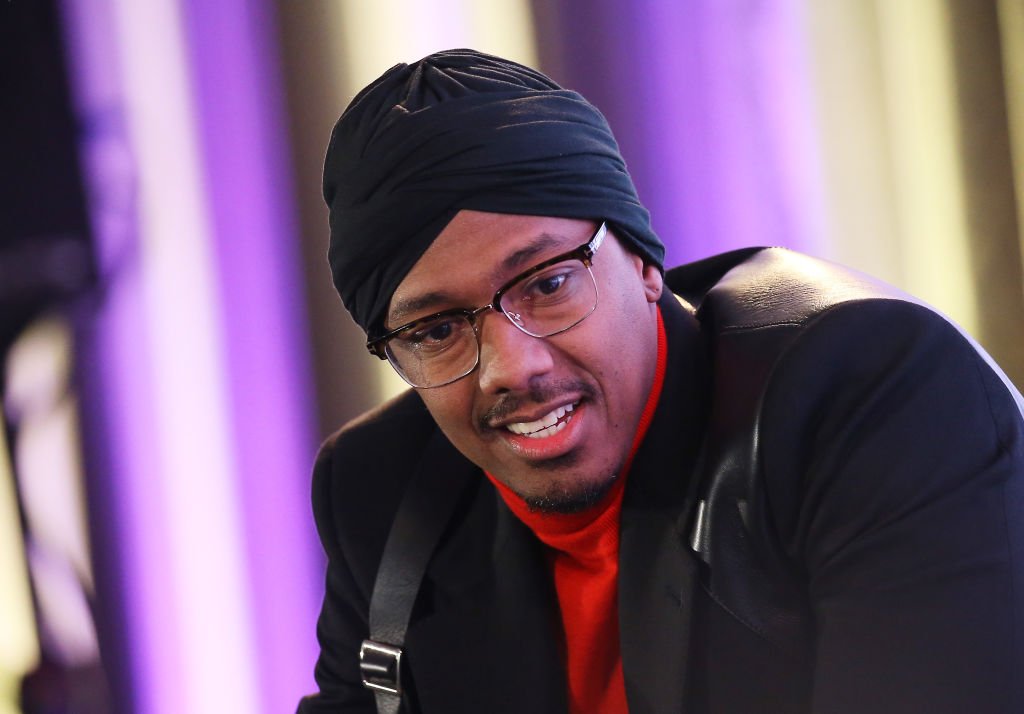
[{"xmin": 809, "ymin": 0, "xmax": 1024, "ymax": 387}]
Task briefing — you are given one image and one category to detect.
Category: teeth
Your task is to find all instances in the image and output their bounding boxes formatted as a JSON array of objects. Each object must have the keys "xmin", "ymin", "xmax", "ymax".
[
  {"xmin": 525, "ymin": 419, "xmax": 568, "ymax": 439},
  {"xmin": 506, "ymin": 402, "xmax": 575, "ymax": 437}
]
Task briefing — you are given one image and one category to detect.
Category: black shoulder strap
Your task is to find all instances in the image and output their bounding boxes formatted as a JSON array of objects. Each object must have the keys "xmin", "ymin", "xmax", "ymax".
[{"xmin": 361, "ymin": 430, "xmax": 476, "ymax": 714}]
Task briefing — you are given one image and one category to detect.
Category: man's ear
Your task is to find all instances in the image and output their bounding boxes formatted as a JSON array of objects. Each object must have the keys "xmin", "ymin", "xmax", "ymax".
[{"xmin": 642, "ymin": 263, "xmax": 663, "ymax": 303}]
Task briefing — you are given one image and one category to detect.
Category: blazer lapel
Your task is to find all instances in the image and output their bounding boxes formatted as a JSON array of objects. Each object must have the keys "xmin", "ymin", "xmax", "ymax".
[
  {"xmin": 618, "ymin": 292, "xmax": 710, "ymax": 714},
  {"xmin": 619, "ymin": 507, "xmax": 699, "ymax": 714}
]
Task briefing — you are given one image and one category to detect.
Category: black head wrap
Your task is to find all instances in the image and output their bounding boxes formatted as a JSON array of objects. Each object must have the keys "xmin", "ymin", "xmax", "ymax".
[{"xmin": 324, "ymin": 48, "xmax": 664, "ymax": 336}]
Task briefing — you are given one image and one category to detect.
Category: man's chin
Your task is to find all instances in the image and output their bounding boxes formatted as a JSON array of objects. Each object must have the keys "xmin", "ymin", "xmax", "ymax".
[
  {"xmin": 491, "ymin": 447, "xmax": 626, "ymax": 514},
  {"xmin": 521, "ymin": 473, "xmax": 618, "ymax": 514}
]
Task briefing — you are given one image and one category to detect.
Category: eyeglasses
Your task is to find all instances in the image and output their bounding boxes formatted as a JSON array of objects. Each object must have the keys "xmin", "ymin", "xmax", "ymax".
[{"xmin": 367, "ymin": 222, "xmax": 607, "ymax": 388}]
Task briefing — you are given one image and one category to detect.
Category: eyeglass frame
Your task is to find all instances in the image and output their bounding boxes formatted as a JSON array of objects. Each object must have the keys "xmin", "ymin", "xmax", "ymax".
[{"xmin": 366, "ymin": 221, "xmax": 608, "ymax": 387}]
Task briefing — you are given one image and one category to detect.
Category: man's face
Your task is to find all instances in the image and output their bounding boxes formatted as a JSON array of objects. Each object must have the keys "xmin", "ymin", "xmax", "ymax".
[{"xmin": 386, "ymin": 210, "xmax": 663, "ymax": 512}]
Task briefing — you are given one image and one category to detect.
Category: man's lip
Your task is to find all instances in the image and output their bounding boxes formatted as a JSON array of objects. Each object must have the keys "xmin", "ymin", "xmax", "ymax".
[
  {"xmin": 486, "ymin": 397, "xmax": 582, "ymax": 430},
  {"xmin": 499, "ymin": 401, "xmax": 586, "ymax": 461}
]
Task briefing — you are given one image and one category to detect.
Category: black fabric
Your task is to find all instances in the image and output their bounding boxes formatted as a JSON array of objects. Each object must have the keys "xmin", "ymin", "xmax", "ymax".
[
  {"xmin": 365, "ymin": 429, "xmax": 478, "ymax": 714},
  {"xmin": 323, "ymin": 49, "xmax": 663, "ymax": 336},
  {"xmin": 299, "ymin": 248, "xmax": 1024, "ymax": 713}
]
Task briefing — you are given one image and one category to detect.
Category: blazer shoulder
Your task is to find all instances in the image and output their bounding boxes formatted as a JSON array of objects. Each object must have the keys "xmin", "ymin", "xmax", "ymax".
[
  {"xmin": 697, "ymin": 247, "xmax": 916, "ymax": 332},
  {"xmin": 316, "ymin": 386, "xmax": 438, "ymax": 510},
  {"xmin": 686, "ymin": 249, "xmax": 1024, "ymax": 658},
  {"xmin": 322, "ymin": 388, "xmax": 434, "ymax": 460},
  {"xmin": 693, "ymin": 247, "xmax": 1023, "ymax": 418},
  {"xmin": 313, "ymin": 389, "xmax": 442, "ymax": 587}
]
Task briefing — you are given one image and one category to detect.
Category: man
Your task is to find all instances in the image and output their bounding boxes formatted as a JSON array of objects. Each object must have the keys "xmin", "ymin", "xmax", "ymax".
[{"xmin": 298, "ymin": 50, "xmax": 1024, "ymax": 713}]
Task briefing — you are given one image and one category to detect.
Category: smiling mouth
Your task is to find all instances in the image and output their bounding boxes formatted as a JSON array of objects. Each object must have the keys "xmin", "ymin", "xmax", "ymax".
[{"xmin": 504, "ymin": 402, "xmax": 576, "ymax": 438}]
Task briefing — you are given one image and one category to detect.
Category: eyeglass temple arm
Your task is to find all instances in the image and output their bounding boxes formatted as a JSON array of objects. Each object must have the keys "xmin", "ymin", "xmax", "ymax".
[{"xmin": 584, "ymin": 222, "xmax": 607, "ymax": 261}]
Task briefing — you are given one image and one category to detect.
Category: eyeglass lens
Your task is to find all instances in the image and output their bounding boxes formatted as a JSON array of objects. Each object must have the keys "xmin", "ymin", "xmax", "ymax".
[{"xmin": 386, "ymin": 257, "xmax": 598, "ymax": 388}]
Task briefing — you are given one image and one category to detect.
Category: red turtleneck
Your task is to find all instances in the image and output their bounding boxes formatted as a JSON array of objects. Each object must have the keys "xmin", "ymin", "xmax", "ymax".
[{"xmin": 487, "ymin": 308, "xmax": 667, "ymax": 714}]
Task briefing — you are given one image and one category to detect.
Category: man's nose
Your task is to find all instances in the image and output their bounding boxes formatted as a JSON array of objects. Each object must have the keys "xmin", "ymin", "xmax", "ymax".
[{"xmin": 476, "ymin": 313, "xmax": 555, "ymax": 394}]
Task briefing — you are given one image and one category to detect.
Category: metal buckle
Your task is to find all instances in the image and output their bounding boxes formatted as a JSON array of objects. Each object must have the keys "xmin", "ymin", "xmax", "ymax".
[{"xmin": 359, "ymin": 639, "xmax": 403, "ymax": 695}]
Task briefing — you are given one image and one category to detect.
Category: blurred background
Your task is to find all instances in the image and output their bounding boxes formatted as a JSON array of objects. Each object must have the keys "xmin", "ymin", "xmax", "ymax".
[{"xmin": 0, "ymin": 0, "xmax": 1021, "ymax": 712}]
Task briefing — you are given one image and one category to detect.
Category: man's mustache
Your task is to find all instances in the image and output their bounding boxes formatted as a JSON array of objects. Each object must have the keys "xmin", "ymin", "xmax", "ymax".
[{"xmin": 480, "ymin": 378, "xmax": 596, "ymax": 428}]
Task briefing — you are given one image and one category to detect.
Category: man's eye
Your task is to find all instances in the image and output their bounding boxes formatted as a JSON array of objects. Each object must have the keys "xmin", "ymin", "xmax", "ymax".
[
  {"xmin": 425, "ymin": 321, "xmax": 453, "ymax": 342},
  {"xmin": 407, "ymin": 319, "xmax": 457, "ymax": 345},
  {"xmin": 522, "ymin": 266, "xmax": 576, "ymax": 301},
  {"xmin": 536, "ymin": 273, "xmax": 567, "ymax": 296}
]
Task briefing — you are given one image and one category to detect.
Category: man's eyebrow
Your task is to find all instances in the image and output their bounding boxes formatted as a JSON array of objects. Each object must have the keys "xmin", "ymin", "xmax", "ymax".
[
  {"xmin": 388, "ymin": 233, "xmax": 572, "ymax": 326},
  {"xmin": 388, "ymin": 291, "xmax": 456, "ymax": 326},
  {"xmin": 492, "ymin": 233, "xmax": 565, "ymax": 279}
]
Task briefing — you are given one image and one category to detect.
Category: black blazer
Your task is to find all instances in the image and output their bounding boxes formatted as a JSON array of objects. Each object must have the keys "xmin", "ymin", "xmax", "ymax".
[{"xmin": 299, "ymin": 248, "xmax": 1024, "ymax": 713}]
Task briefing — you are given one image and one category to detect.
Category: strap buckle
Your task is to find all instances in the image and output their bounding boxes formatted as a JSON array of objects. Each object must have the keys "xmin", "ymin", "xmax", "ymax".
[{"xmin": 360, "ymin": 639, "xmax": 403, "ymax": 695}]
